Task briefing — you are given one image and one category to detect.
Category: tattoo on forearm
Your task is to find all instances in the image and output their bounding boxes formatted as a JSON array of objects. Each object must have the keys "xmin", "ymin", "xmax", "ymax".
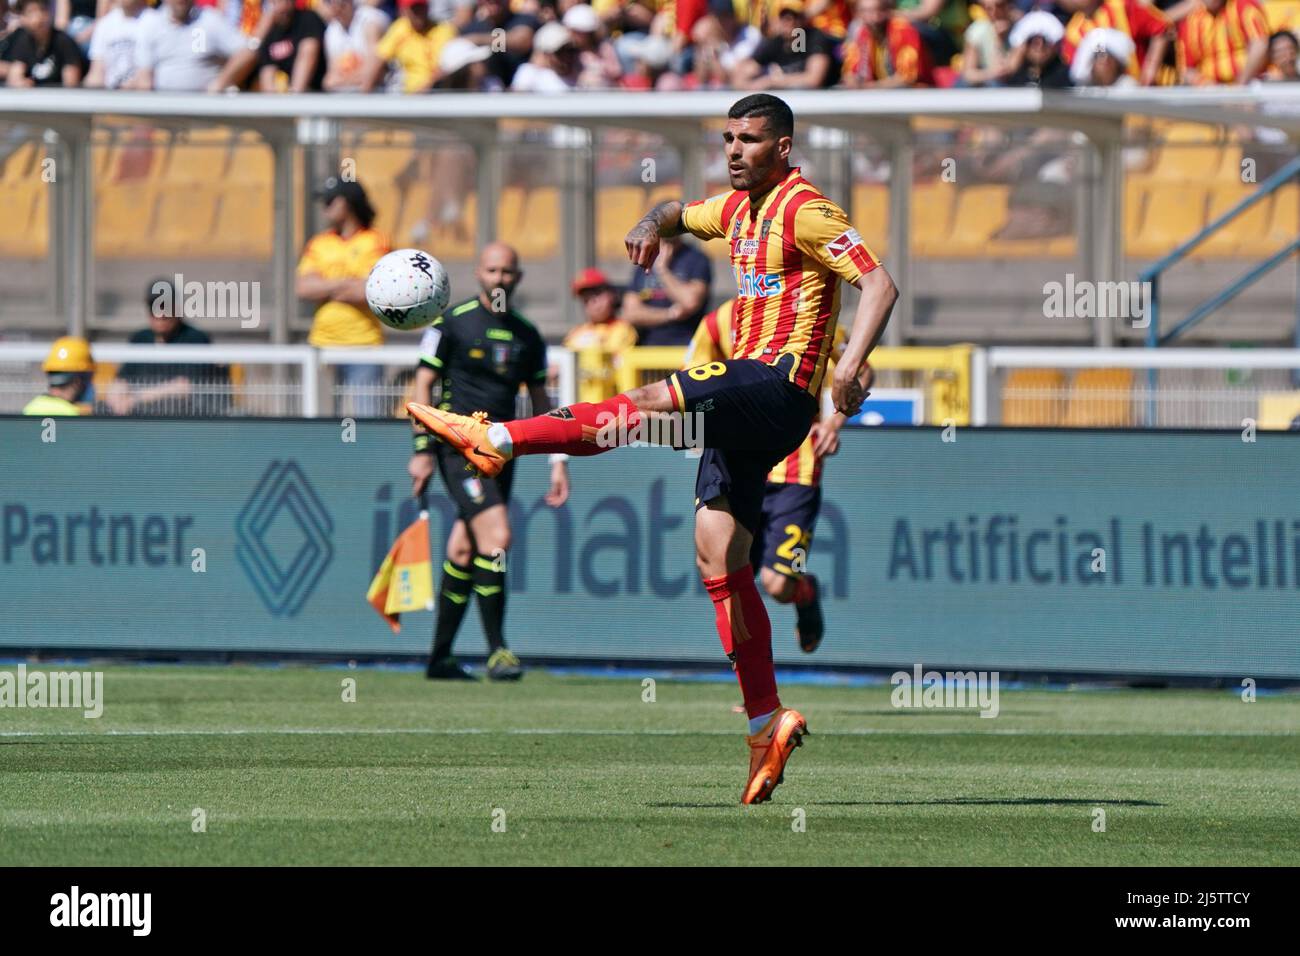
[{"xmin": 637, "ymin": 200, "xmax": 685, "ymax": 238}]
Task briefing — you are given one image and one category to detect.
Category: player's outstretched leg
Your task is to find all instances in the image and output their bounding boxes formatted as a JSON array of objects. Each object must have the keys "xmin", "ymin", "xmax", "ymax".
[
  {"xmin": 408, "ymin": 380, "xmax": 675, "ymax": 477},
  {"xmin": 697, "ymin": 501, "xmax": 808, "ymax": 805}
]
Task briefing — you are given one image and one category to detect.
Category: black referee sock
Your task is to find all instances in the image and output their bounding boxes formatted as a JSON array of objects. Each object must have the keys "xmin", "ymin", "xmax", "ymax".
[
  {"xmin": 431, "ymin": 559, "xmax": 474, "ymax": 663},
  {"xmin": 472, "ymin": 554, "xmax": 508, "ymax": 653}
]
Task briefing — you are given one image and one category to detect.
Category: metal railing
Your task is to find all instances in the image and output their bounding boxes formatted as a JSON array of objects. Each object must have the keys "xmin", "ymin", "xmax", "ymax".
[{"xmin": 0, "ymin": 343, "xmax": 576, "ymax": 418}]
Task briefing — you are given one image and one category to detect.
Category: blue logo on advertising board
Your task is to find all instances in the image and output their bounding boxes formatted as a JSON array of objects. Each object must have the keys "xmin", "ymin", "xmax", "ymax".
[{"xmin": 236, "ymin": 460, "xmax": 334, "ymax": 616}]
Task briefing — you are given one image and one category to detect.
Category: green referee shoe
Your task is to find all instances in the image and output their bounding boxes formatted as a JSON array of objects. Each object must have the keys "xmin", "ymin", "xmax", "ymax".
[{"xmin": 486, "ymin": 648, "xmax": 524, "ymax": 682}]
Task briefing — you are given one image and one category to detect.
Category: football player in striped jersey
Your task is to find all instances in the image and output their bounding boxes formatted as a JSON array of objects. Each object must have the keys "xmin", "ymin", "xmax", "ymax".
[{"xmin": 409, "ymin": 94, "xmax": 896, "ymax": 804}]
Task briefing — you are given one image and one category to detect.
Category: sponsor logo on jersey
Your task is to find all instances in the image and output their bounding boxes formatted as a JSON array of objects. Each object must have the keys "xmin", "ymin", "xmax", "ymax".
[
  {"xmin": 731, "ymin": 215, "xmax": 744, "ymax": 240},
  {"xmin": 733, "ymin": 239, "xmax": 760, "ymax": 257},
  {"xmin": 824, "ymin": 228, "xmax": 864, "ymax": 260},
  {"xmin": 737, "ymin": 271, "xmax": 784, "ymax": 297}
]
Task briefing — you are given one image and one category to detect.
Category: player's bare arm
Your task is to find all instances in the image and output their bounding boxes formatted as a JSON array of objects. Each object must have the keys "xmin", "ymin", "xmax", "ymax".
[
  {"xmin": 408, "ymin": 365, "xmax": 438, "ymax": 496},
  {"xmin": 833, "ymin": 267, "xmax": 897, "ymax": 417},
  {"xmin": 528, "ymin": 382, "xmax": 570, "ymax": 507},
  {"xmin": 624, "ymin": 200, "xmax": 685, "ymax": 271}
]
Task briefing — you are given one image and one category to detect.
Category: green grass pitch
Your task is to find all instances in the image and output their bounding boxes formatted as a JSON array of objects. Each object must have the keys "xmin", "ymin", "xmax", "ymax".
[{"xmin": 1, "ymin": 665, "xmax": 1297, "ymax": 866}]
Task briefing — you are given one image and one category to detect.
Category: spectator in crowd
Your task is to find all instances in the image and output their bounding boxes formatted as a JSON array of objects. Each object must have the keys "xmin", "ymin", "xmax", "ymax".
[
  {"xmin": 622, "ymin": 235, "xmax": 711, "ymax": 346},
  {"xmin": 130, "ymin": 0, "xmax": 248, "ymax": 91},
  {"xmin": 564, "ymin": 2, "xmax": 621, "ymax": 88},
  {"xmin": 619, "ymin": 30, "xmax": 676, "ymax": 88},
  {"xmin": 1060, "ymin": 0, "xmax": 1170, "ymax": 86},
  {"xmin": 961, "ymin": 0, "xmax": 1017, "ymax": 87},
  {"xmin": 365, "ymin": 0, "xmax": 458, "ymax": 93},
  {"xmin": 251, "ymin": 0, "xmax": 328, "ymax": 91},
  {"xmin": 563, "ymin": 267, "xmax": 638, "ymax": 356},
  {"xmin": 1069, "ymin": 25, "xmax": 1137, "ymax": 85},
  {"xmin": 296, "ymin": 176, "xmax": 391, "ymax": 418},
  {"xmin": 841, "ymin": 0, "xmax": 934, "ymax": 88},
  {"xmin": 1181, "ymin": 0, "xmax": 1270, "ymax": 85},
  {"xmin": 689, "ymin": 1, "xmax": 762, "ymax": 89},
  {"xmin": 104, "ymin": 278, "xmax": 231, "ymax": 417},
  {"xmin": 806, "ymin": 0, "xmax": 853, "ymax": 38},
  {"xmin": 322, "ymin": 0, "xmax": 391, "ymax": 91},
  {"xmin": 434, "ymin": 34, "xmax": 497, "ymax": 88},
  {"xmin": 461, "ymin": 0, "xmax": 538, "ymax": 88},
  {"xmin": 84, "ymin": 0, "xmax": 156, "ymax": 88},
  {"xmin": 54, "ymin": 0, "xmax": 101, "ymax": 54},
  {"xmin": 511, "ymin": 20, "xmax": 580, "ymax": 90},
  {"xmin": 1005, "ymin": 9, "xmax": 1071, "ymax": 87},
  {"xmin": 897, "ymin": 0, "xmax": 969, "ymax": 68},
  {"xmin": 5, "ymin": 0, "xmax": 83, "ymax": 87},
  {"xmin": 24, "ymin": 337, "xmax": 93, "ymax": 417},
  {"xmin": 1266, "ymin": 30, "xmax": 1299, "ymax": 82},
  {"xmin": 733, "ymin": 0, "xmax": 836, "ymax": 89}
]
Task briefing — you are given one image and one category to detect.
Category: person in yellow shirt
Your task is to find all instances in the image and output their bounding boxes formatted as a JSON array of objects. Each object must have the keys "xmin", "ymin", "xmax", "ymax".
[
  {"xmin": 296, "ymin": 176, "xmax": 391, "ymax": 416},
  {"xmin": 563, "ymin": 267, "xmax": 638, "ymax": 354},
  {"xmin": 24, "ymin": 337, "xmax": 94, "ymax": 417},
  {"xmin": 364, "ymin": 0, "xmax": 457, "ymax": 92}
]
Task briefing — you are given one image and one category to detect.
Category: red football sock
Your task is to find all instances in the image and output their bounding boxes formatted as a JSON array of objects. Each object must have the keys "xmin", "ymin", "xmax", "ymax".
[
  {"xmin": 503, "ymin": 394, "xmax": 642, "ymax": 457},
  {"xmin": 791, "ymin": 576, "xmax": 815, "ymax": 606},
  {"xmin": 704, "ymin": 565, "xmax": 780, "ymax": 719}
]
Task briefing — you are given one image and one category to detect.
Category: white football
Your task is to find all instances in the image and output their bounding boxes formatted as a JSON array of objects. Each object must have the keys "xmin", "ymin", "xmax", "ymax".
[{"xmin": 365, "ymin": 248, "xmax": 451, "ymax": 331}]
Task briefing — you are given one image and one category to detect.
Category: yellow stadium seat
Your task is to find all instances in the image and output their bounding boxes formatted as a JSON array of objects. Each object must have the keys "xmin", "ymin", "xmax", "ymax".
[
  {"xmin": 1258, "ymin": 391, "xmax": 1300, "ymax": 430},
  {"xmin": 1198, "ymin": 185, "xmax": 1275, "ymax": 259},
  {"xmin": 154, "ymin": 183, "xmax": 219, "ymax": 255},
  {"xmin": 349, "ymin": 135, "xmax": 417, "ymax": 190},
  {"xmin": 165, "ymin": 140, "xmax": 231, "ymax": 186},
  {"xmin": 0, "ymin": 141, "xmax": 39, "ymax": 184},
  {"xmin": 852, "ymin": 183, "xmax": 889, "ymax": 257},
  {"xmin": 911, "ymin": 181, "xmax": 954, "ymax": 257},
  {"xmin": 0, "ymin": 179, "xmax": 43, "ymax": 256},
  {"xmin": 210, "ymin": 184, "xmax": 272, "ymax": 258},
  {"xmin": 1150, "ymin": 143, "xmax": 1224, "ymax": 182},
  {"xmin": 1123, "ymin": 177, "xmax": 1147, "ymax": 254},
  {"xmin": 1268, "ymin": 183, "xmax": 1298, "ymax": 247},
  {"xmin": 94, "ymin": 181, "xmax": 158, "ymax": 258},
  {"xmin": 226, "ymin": 139, "xmax": 274, "ymax": 189},
  {"xmin": 1001, "ymin": 368, "xmax": 1067, "ymax": 426},
  {"xmin": 498, "ymin": 186, "xmax": 558, "ymax": 258},
  {"xmin": 948, "ymin": 185, "xmax": 1008, "ymax": 255},
  {"xmin": 596, "ymin": 186, "xmax": 646, "ymax": 260},
  {"xmin": 1065, "ymin": 369, "xmax": 1134, "ymax": 427},
  {"xmin": 1129, "ymin": 184, "xmax": 1207, "ymax": 258}
]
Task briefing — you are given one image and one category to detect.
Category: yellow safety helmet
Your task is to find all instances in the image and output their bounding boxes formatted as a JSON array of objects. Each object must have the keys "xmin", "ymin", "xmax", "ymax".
[{"xmin": 43, "ymin": 337, "xmax": 94, "ymax": 374}]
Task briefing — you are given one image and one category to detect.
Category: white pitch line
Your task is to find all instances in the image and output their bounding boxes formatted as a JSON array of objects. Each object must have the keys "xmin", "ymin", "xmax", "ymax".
[{"xmin": 0, "ymin": 727, "xmax": 1295, "ymax": 739}]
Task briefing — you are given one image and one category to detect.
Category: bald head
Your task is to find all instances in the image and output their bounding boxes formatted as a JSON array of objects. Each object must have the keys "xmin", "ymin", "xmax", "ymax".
[{"xmin": 476, "ymin": 241, "xmax": 523, "ymax": 310}]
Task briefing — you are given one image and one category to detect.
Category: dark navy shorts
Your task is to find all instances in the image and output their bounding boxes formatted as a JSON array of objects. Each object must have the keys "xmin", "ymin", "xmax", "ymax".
[
  {"xmin": 750, "ymin": 482, "xmax": 822, "ymax": 578},
  {"xmin": 668, "ymin": 357, "xmax": 817, "ymax": 536},
  {"xmin": 436, "ymin": 442, "xmax": 516, "ymax": 520}
]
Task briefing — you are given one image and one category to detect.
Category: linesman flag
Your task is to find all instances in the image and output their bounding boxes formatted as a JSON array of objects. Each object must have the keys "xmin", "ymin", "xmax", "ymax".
[{"xmin": 366, "ymin": 512, "xmax": 434, "ymax": 633}]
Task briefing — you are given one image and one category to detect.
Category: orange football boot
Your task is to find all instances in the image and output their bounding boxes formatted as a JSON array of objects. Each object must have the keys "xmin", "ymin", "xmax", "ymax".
[
  {"xmin": 741, "ymin": 707, "xmax": 809, "ymax": 805},
  {"xmin": 406, "ymin": 404, "xmax": 507, "ymax": 477}
]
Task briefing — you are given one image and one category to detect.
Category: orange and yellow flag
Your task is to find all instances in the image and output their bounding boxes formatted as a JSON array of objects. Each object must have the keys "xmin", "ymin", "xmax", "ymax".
[{"xmin": 366, "ymin": 513, "xmax": 434, "ymax": 633}]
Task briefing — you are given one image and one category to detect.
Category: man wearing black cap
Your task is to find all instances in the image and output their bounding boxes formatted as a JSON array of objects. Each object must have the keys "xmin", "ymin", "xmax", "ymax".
[{"xmin": 296, "ymin": 175, "xmax": 391, "ymax": 417}]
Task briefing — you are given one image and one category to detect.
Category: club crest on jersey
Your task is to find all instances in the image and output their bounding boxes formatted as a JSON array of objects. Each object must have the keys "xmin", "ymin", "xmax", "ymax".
[
  {"xmin": 760, "ymin": 219, "xmax": 773, "ymax": 239},
  {"xmin": 737, "ymin": 271, "xmax": 783, "ymax": 297},
  {"xmin": 824, "ymin": 228, "xmax": 865, "ymax": 260}
]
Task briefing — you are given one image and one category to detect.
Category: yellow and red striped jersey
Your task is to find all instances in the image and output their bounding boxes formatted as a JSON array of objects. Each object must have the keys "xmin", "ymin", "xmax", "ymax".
[
  {"xmin": 685, "ymin": 298, "xmax": 845, "ymax": 488},
  {"xmin": 1181, "ymin": 0, "xmax": 1269, "ymax": 84},
  {"xmin": 679, "ymin": 166, "xmax": 878, "ymax": 398},
  {"xmin": 1062, "ymin": 0, "xmax": 1170, "ymax": 78}
]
